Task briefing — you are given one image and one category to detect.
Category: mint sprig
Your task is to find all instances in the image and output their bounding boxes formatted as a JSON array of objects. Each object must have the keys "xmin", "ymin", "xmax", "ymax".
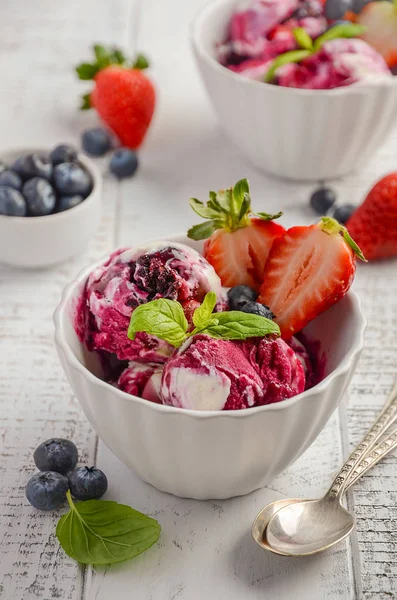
[
  {"xmin": 56, "ymin": 490, "xmax": 160, "ymax": 565},
  {"xmin": 128, "ymin": 292, "xmax": 280, "ymax": 347},
  {"xmin": 265, "ymin": 24, "xmax": 367, "ymax": 83},
  {"xmin": 320, "ymin": 217, "xmax": 367, "ymax": 262},
  {"xmin": 188, "ymin": 178, "xmax": 283, "ymax": 241}
]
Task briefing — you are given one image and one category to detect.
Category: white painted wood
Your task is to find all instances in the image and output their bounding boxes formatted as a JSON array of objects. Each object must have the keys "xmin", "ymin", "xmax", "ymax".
[{"xmin": 0, "ymin": 0, "xmax": 396, "ymax": 598}]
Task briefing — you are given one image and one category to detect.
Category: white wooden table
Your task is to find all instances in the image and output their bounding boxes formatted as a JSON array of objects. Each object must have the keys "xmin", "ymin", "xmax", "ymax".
[{"xmin": 1, "ymin": 1, "xmax": 397, "ymax": 598}]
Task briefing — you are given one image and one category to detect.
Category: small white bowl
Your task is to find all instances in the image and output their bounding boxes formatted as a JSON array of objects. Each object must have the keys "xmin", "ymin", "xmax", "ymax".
[
  {"xmin": 191, "ymin": 0, "xmax": 397, "ymax": 181},
  {"xmin": 54, "ymin": 235, "xmax": 366, "ymax": 500},
  {"xmin": 0, "ymin": 148, "xmax": 102, "ymax": 268}
]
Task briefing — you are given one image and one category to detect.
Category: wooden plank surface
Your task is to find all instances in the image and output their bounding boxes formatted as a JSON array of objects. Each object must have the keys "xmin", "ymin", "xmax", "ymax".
[{"xmin": 0, "ymin": 0, "xmax": 397, "ymax": 599}]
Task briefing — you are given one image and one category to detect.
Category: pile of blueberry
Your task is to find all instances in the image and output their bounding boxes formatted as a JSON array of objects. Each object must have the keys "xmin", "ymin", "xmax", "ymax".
[
  {"xmin": 227, "ymin": 285, "xmax": 275, "ymax": 319},
  {"xmin": 309, "ymin": 185, "xmax": 356, "ymax": 224},
  {"xmin": 0, "ymin": 145, "xmax": 93, "ymax": 217},
  {"xmin": 81, "ymin": 127, "xmax": 139, "ymax": 179},
  {"xmin": 26, "ymin": 438, "xmax": 108, "ymax": 511}
]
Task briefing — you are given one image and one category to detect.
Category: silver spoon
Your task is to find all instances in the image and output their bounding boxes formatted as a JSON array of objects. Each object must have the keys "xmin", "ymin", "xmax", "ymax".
[{"xmin": 255, "ymin": 379, "xmax": 397, "ymax": 557}]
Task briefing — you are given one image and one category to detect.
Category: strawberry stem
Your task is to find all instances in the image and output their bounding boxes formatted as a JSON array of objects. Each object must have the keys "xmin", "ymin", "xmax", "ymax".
[{"xmin": 320, "ymin": 217, "xmax": 366, "ymax": 261}]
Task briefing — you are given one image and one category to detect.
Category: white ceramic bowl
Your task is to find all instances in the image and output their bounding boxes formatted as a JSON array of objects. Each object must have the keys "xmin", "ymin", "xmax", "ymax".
[
  {"xmin": 54, "ymin": 236, "xmax": 366, "ymax": 500},
  {"xmin": 191, "ymin": 0, "xmax": 397, "ymax": 181},
  {"xmin": 0, "ymin": 148, "xmax": 102, "ymax": 268}
]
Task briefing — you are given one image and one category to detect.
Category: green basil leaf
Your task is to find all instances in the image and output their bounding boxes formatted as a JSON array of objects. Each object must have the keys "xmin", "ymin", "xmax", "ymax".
[
  {"xmin": 314, "ymin": 23, "xmax": 367, "ymax": 51},
  {"xmin": 189, "ymin": 198, "xmax": 221, "ymax": 219},
  {"xmin": 56, "ymin": 491, "xmax": 160, "ymax": 565},
  {"xmin": 201, "ymin": 311, "xmax": 280, "ymax": 340},
  {"xmin": 127, "ymin": 298, "xmax": 188, "ymax": 347},
  {"xmin": 192, "ymin": 291, "xmax": 217, "ymax": 329},
  {"xmin": 293, "ymin": 27, "xmax": 313, "ymax": 51},
  {"xmin": 255, "ymin": 211, "xmax": 283, "ymax": 221},
  {"xmin": 187, "ymin": 220, "xmax": 221, "ymax": 240},
  {"xmin": 264, "ymin": 49, "xmax": 312, "ymax": 83}
]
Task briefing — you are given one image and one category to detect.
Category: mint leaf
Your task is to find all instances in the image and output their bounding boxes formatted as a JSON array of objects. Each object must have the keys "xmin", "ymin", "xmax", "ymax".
[
  {"xmin": 56, "ymin": 490, "xmax": 160, "ymax": 566},
  {"xmin": 80, "ymin": 93, "xmax": 92, "ymax": 110},
  {"xmin": 76, "ymin": 63, "xmax": 99, "ymax": 80},
  {"xmin": 189, "ymin": 198, "xmax": 221, "ymax": 220},
  {"xmin": 187, "ymin": 220, "xmax": 221, "ymax": 241},
  {"xmin": 255, "ymin": 211, "xmax": 283, "ymax": 221},
  {"xmin": 192, "ymin": 291, "xmax": 217, "ymax": 329},
  {"xmin": 265, "ymin": 50, "xmax": 312, "ymax": 83},
  {"xmin": 314, "ymin": 23, "xmax": 367, "ymax": 51},
  {"xmin": 133, "ymin": 54, "xmax": 150, "ymax": 70},
  {"xmin": 201, "ymin": 311, "xmax": 280, "ymax": 340},
  {"xmin": 127, "ymin": 298, "xmax": 188, "ymax": 347},
  {"xmin": 293, "ymin": 27, "xmax": 313, "ymax": 51}
]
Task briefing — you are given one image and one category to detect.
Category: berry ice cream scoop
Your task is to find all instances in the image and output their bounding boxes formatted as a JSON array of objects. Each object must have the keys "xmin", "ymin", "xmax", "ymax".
[
  {"xmin": 161, "ymin": 334, "xmax": 306, "ymax": 411},
  {"xmin": 117, "ymin": 362, "xmax": 163, "ymax": 403},
  {"xmin": 77, "ymin": 242, "xmax": 224, "ymax": 362}
]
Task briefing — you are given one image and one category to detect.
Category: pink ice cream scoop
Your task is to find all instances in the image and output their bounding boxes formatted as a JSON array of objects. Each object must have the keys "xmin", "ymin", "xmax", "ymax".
[
  {"xmin": 161, "ymin": 334, "xmax": 306, "ymax": 411},
  {"xmin": 118, "ymin": 362, "xmax": 163, "ymax": 403},
  {"xmin": 77, "ymin": 242, "xmax": 224, "ymax": 362},
  {"xmin": 276, "ymin": 38, "xmax": 392, "ymax": 89}
]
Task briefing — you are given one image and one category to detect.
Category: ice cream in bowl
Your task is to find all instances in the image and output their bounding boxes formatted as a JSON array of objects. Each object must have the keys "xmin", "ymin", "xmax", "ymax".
[
  {"xmin": 191, "ymin": 0, "xmax": 397, "ymax": 180},
  {"xmin": 54, "ymin": 179, "xmax": 366, "ymax": 499}
]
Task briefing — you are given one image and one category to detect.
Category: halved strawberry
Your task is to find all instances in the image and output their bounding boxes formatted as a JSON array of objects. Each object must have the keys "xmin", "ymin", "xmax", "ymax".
[
  {"xmin": 357, "ymin": 0, "xmax": 397, "ymax": 69},
  {"xmin": 187, "ymin": 179, "xmax": 285, "ymax": 289},
  {"xmin": 258, "ymin": 217, "xmax": 366, "ymax": 339}
]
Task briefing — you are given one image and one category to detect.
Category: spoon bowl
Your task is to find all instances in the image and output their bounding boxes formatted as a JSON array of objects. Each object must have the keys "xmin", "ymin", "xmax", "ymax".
[
  {"xmin": 252, "ymin": 499, "xmax": 302, "ymax": 554},
  {"xmin": 265, "ymin": 497, "xmax": 354, "ymax": 556}
]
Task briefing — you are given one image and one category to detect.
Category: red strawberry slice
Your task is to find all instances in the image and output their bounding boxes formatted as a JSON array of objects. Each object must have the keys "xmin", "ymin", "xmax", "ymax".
[
  {"xmin": 258, "ymin": 218, "xmax": 365, "ymax": 339},
  {"xmin": 346, "ymin": 172, "xmax": 397, "ymax": 260},
  {"xmin": 187, "ymin": 179, "xmax": 285, "ymax": 289}
]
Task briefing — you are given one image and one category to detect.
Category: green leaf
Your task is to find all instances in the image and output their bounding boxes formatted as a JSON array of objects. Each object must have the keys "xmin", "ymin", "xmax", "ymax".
[
  {"xmin": 187, "ymin": 220, "xmax": 221, "ymax": 241},
  {"xmin": 314, "ymin": 23, "xmax": 367, "ymax": 51},
  {"xmin": 80, "ymin": 93, "xmax": 92, "ymax": 110},
  {"xmin": 127, "ymin": 298, "xmax": 188, "ymax": 347},
  {"xmin": 320, "ymin": 217, "xmax": 367, "ymax": 262},
  {"xmin": 93, "ymin": 44, "xmax": 109, "ymax": 61},
  {"xmin": 342, "ymin": 227, "xmax": 367, "ymax": 262},
  {"xmin": 189, "ymin": 198, "xmax": 221, "ymax": 220},
  {"xmin": 192, "ymin": 291, "xmax": 217, "ymax": 329},
  {"xmin": 255, "ymin": 211, "xmax": 283, "ymax": 221},
  {"xmin": 232, "ymin": 178, "xmax": 250, "ymax": 215},
  {"xmin": 112, "ymin": 47, "xmax": 126, "ymax": 65},
  {"xmin": 238, "ymin": 196, "xmax": 251, "ymax": 221},
  {"xmin": 75, "ymin": 63, "xmax": 99, "ymax": 80},
  {"xmin": 208, "ymin": 193, "xmax": 228, "ymax": 215},
  {"xmin": 201, "ymin": 311, "xmax": 280, "ymax": 340},
  {"xmin": 133, "ymin": 53, "xmax": 150, "ymax": 70},
  {"xmin": 56, "ymin": 490, "xmax": 160, "ymax": 566},
  {"xmin": 264, "ymin": 49, "xmax": 312, "ymax": 83},
  {"xmin": 293, "ymin": 27, "xmax": 313, "ymax": 51}
]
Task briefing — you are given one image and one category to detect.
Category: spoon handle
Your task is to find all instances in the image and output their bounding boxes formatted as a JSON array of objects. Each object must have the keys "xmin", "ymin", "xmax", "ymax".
[
  {"xmin": 327, "ymin": 378, "xmax": 397, "ymax": 500},
  {"xmin": 344, "ymin": 428, "xmax": 397, "ymax": 490}
]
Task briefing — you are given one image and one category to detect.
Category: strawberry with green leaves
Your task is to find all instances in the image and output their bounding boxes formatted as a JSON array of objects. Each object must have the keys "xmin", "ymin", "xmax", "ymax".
[
  {"xmin": 76, "ymin": 45, "xmax": 155, "ymax": 149},
  {"xmin": 187, "ymin": 179, "xmax": 285, "ymax": 289},
  {"xmin": 258, "ymin": 217, "xmax": 366, "ymax": 339}
]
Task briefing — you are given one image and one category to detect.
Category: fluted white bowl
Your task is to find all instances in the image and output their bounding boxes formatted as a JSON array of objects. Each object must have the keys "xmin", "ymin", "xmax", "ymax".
[
  {"xmin": 54, "ymin": 235, "xmax": 366, "ymax": 499},
  {"xmin": 191, "ymin": 0, "xmax": 397, "ymax": 181},
  {"xmin": 0, "ymin": 148, "xmax": 102, "ymax": 268}
]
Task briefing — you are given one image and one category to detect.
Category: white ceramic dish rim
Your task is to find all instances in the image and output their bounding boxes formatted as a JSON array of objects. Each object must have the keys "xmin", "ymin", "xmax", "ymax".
[
  {"xmin": 54, "ymin": 240, "xmax": 367, "ymax": 420},
  {"xmin": 191, "ymin": 0, "xmax": 397, "ymax": 97},
  {"xmin": 0, "ymin": 147, "xmax": 101, "ymax": 224}
]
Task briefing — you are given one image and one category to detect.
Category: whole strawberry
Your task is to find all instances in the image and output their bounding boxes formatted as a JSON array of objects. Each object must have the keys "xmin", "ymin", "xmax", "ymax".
[
  {"xmin": 76, "ymin": 45, "xmax": 155, "ymax": 149},
  {"xmin": 187, "ymin": 178, "xmax": 285, "ymax": 289},
  {"xmin": 346, "ymin": 173, "xmax": 397, "ymax": 261}
]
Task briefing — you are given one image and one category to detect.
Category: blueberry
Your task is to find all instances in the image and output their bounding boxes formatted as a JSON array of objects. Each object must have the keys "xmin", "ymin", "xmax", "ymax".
[
  {"xmin": 68, "ymin": 466, "xmax": 108, "ymax": 501},
  {"xmin": 0, "ymin": 161, "xmax": 7, "ymax": 175},
  {"xmin": 12, "ymin": 153, "xmax": 52, "ymax": 181},
  {"xmin": 240, "ymin": 301, "xmax": 275, "ymax": 320},
  {"xmin": 109, "ymin": 149, "xmax": 138, "ymax": 179},
  {"xmin": 56, "ymin": 194, "xmax": 84, "ymax": 213},
  {"xmin": 352, "ymin": 0, "xmax": 372, "ymax": 13},
  {"xmin": 0, "ymin": 170, "xmax": 23, "ymax": 190},
  {"xmin": 310, "ymin": 187, "xmax": 336, "ymax": 215},
  {"xmin": 26, "ymin": 471, "xmax": 68, "ymax": 511},
  {"xmin": 34, "ymin": 438, "xmax": 78, "ymax": 474},
  {"xmin": 294, "ymin": 0, "xmax": 323, "ymax": 18},
  {"xmin": 82, "ymin": 127, "xmax": 112, "ymax": 157},
  {"xmin": 332, "ymin": 203, "xmax": 356, "ymax": 224},
  {"xmin": 324, "ymin": 0, "xmax": 352, "ymax": 20},
  {"xmin": 23, "ymin": 177, "xmax": 56, "ymax": 216},
  {"xmin": 53, "ymin": 162, "xmax": 93, "ymax": 197},
  {"xmin": 0, "ymin": 187, "xmax": 27, "ymax": 216},
  {"xmin": 49, "ymin": 144, "xmax": 78, "ymax": 166},
  {"xmin": 227, "ymin": 285, "xmax": 258, "ymax": 310}
]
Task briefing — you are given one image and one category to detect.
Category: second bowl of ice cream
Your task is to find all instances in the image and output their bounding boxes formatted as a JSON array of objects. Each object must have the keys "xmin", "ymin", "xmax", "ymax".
[
  {"xmin": 191, "ymin": 0, "xmax": 397, "ymax": 180},
  {"xmin": 54, "ymin": 234, "xmax": 366, "ymax": 500}
]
